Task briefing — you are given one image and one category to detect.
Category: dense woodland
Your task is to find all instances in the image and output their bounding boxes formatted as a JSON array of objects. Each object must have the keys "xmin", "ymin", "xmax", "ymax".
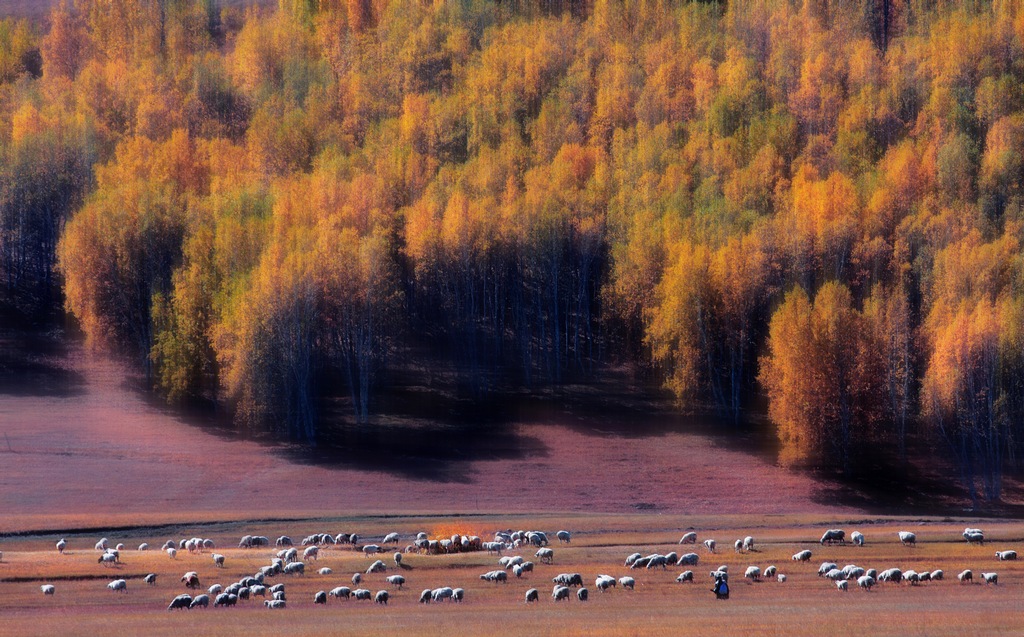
[{"xmin": 2, "ymin": 0, "xmax": 1024, "ymax": 503}]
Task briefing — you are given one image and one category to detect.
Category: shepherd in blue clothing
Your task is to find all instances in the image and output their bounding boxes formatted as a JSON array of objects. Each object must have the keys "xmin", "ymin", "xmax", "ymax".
[{"xmin": 713, "ymin": 575, "xmax": 729, "ymax": 600}]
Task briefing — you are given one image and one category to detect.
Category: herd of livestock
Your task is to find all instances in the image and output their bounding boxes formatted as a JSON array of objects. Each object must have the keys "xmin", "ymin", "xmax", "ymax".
[{"xmin": 18, "ymin": 525, "xmax": 1015, "ymax": 610}]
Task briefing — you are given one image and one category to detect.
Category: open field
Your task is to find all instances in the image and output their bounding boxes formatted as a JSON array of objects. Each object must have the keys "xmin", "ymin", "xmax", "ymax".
[{"xmin": 1, "ymin": 515, "xmax": 1023, "ymax": 636}]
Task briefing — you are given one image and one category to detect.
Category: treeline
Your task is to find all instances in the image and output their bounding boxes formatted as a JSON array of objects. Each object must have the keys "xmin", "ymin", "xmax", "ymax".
[{"xmin": 2, "ymin": 0, "xmax": 1024, "ymax": 503}]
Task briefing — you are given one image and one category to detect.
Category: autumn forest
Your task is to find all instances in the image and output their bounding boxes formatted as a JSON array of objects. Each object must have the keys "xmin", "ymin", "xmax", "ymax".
[{"xmin": 1, "ymin": 0, "xmax": 1023, "ymax": 504}]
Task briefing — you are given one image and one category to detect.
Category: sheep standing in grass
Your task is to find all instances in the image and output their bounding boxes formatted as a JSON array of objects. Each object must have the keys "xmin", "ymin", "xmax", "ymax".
[
  {"xmin": 982, "ymin": 572, "xmax": 998, "ymax": 584},
  {"xmin": 95, "ymin": 538, "xmax": 108, "ymax": 551},
  {"xmin": 386, "ymin": 575, "xmax": 405, "ymax": 589},
  {"xmin": 314, "ymin": 591, "xmax": 327, "ymax": 605},
  {"xmin": 108, "ymin": 579, "xmax": 127, "ymax": 593},
  {"xmin": 167, "ymin": 547, "xmax": 177, "ymax": 560},
  {"xmin": 777, "ymin": 574, "xmax": 787, "ymax": 583},
  {"xmin": 851, "ymin": 531, "xmax": 864, "ymax": 546},
  {"xmin": 676, "ymin": 571, "xmax": 694, "ymax": 583},
  {"xmin": 168, "ymin": 594, "xmax": 192, "ymax": 610},
  {"xmin": 525, "ymin": 588, "xmax": 539, "ymax": 603},
  {"xmin": 264, "ymin": 599, "xmax": 286, "ymax": 609},
  {"xmin": 98, "ymin": 553, "xmax": 117, "ymax": 567},
  {"xmin": 363, "ymin": 544, "xmax": 381, "ymax": 557},
  {"xmin": 793, "ymin": 550, "xmax": 813, "ymax": 562},
  {"xmin": 394, "ymin": 552, "xmax": 403, "ymax": 567},
  {"xmin": 619, "ymin": 576, "xmax": 635, "ymax": 590},
  {"xmin": 552, "ymin": 586, "xmax": 570, "ymax": 602},
  {"xmin": 764, "ymin": 565, "xmax": 777, "ymax": 578},
  {"xmin": 734, "ymin": 539, "xmax": 743, "ymax": 553},
  {"xmin": 56, "ymin": 539, "xmax": 66, "ymax": 554},
  {"xmin": 857, "ymin": 575, "xmax": 875, "ymax": 590},
  {"xmin": 144, "ymin": 574, "xmax": 157, "ymax": 585},
  {"xmin": 744, "ymin": 566, "xmax": 761, "ymax": 581},
  {"xmin": 453, "ymin": 588, "xmax": 464, "ymax": 602},
  {"xmin": 557, "ymin": 531, "xmax": 571, "ymax": 543},
  {"xmin": 704, "ymin": 539, "xmax": 716, "ymax": 553},
  {"xmin": 577, "ymin": 588, "xmax": 588, "ymax": 601},
  {"xmin": 818, "ymin": 562, "xmax": 838, "ymax": 577},
  {"xmin": 304, "ymin": 546, "xmax": 319, "ymax": 562},
  {"xmin": 330, "ymin": 587, "xmax": 351, "ymax": 599},
  {"xmin": 836, "ymin": 580, "xmax": 848, "ymax": 591},
  {"xmin": 212, "ymin": 553, "xmax": 225, "ymax": 568},
  {"xmin": 996, "ymin": 550, "xmax": 1017, "ymax": 561},
  {"xmin": 680, "ymin": 532, "xmax": 697, "ymax": 544},
  {"xmin": 743, "ymin": 536, "xmax": 755, "ymax": 552},
  {"xmin": 41, "ymin": 585, "xmax": 55, "ymax": 595},
  {"xmin": 958, "ymin": 570, "xmax": 973, "ymax": 583},
  {"xmin": 284, "ymin": 562, "xmax": 305, "ymax": 576},
  {"xmin": 189, "ymin": 594, "xmax": 210, "ymax": 609},
  {"xmin": 898, "ymin": 531, "xmax": 916, "ymax": 546},
  {"xmin": 677, "ymin": 552, "xmax": 699, "ymax": 566},
  {"xmin": 931, "ymin": 570, "xmax": 943, "ymax": 581},
  {"xmin": 536, "ymin": 548, "xmax": 554, "ymax": 564},
  {"xmin": 820, "ymin": 530, "xmax": 845, "ymax": 545},
  {"xmin": 138, "ymin": 543, "xmax": 149, "ymax": 551}
]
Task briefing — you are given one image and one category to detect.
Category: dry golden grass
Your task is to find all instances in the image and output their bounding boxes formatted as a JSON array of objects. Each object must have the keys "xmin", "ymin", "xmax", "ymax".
[{"xmin": 1, "ymin": 514, "xmax": 1022, "ymax": 636}]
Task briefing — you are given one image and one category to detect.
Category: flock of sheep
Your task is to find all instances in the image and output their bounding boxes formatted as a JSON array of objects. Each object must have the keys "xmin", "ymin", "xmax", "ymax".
[{"xmin": 23, "ymin": 524, "xmax": 1015, "ymax": 611}]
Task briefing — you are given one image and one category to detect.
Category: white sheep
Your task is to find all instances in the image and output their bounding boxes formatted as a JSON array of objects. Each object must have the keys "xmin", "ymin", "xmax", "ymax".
[
  {"xmin": 595, "ymin": 575, "xmax": 616, "ymax": 591},
  {"xmin": 453, "ymin": 588, "xmax": 465, "ymax": 602},
  {"xmin": 676, "ymin": 570, "xmax": 694, "ymax": 583},
  {"xmin": 931, "ymin": 569, "xmax": 944, "ymax": 581},
  {"xmin": 98, "ymin": 553, "xmax": 117, "ymax": 567},
  {"xmin": 107, "ymin": 579, "xmax": 127, "ymax": 593},
  {"xmin": 330, "ymin": 586, "xmax": 351, "ymax": 599},
  {"xmin": 525, "ymin": 588, "xmax": 539, "ymax": 603},
  {"xmin": 166, "ymin": 547, "xmax": 177, "ymax": 560},
  {"xmin": 115, "ymin": 543, "xmax": 125, "ymax": 551},
  {"xmin": 734, "ymin": 539, "xmax": 743, "ymax": 552},
  {"xmin": 144, "ymin": 574, "xmax": 157, "ymax": 585},
  {"xmin": 820, "ymin": 529, "xmax": 845, "ymax": 545},
  {"xmin": 764, "ymin": 565, "xmax": 777, "ymax": 578},
  {"xmin": 958, "ymin": 570, "xmax": 973, "ymax": 583},
  {"xmin": 535, "ymin": 547, "xmax": 554, "ymax": 564},
  {"xmin": 704, "ymin": 539, "xmax": 716, "ymax": 553},
  {"xmin": 167, "ymin": 594, "xmax": 192, "ymax": 610},
  {"xmin": 793, "ymin": 550, "xmax": 813, "ymax": 561},
  {"xmin": 857, "ymin": 575, "xmax": 875, "ymax": 590},
  {"xmin": 366, "ymin": 560, "xmax": 387, "ymax": 574},
  {"xmin": 996, "ymin": 550, "xmax": 1017, "ymax": 561},
  {"xmin": 964, "ymin": 528, "xmax": 985, "ymax": 544},
  {"xmin": 208, "ymin": 584, "xmax": 222, "ymax": 596},
  {"xmin": 363, "ymin": 544, "xmax": 381, "ymax": 556},
  {"xmin": 744, "ymin": 566, "xmax": 761, "ymax": 581},
  {"xmin": 624, "ymin": 552, "xmax": 642, "ymax": 566},
  {"xmin": 383, "ymin": 533, "xmax": 400, "ymax": 545},
  {"xmin": 679, "ymin": 532, "xmax": 697, "ymax": 544},
  {"xmin": 41, "ymin": 584, "xmax": 55, "ymax": 595},
  {"xmin": 836, "ymin": 580, "xmax": 848, "ymax": 591},
  {"xmin": 137, "ymin": 543, "xmax": 149, "ymax": 551},
  {"xmin": 95, "ymin": 538, "xmax": 108, "ymax": 551},
  {"xmin": 851, "ymin": 531, "xmax": 864, "ymax": 546},
  {"xmin": 394, "ymin": 552, "xmax": 402, "ymax": 566},
  {"xmin": 284, "ymin": 561, "xmax": 305, "ymax": 576},
  {"xmin": 677, "ymin": 552, "xmax": 699, "ymax": 566},
  {"xmin": 56, "ymin": 539, "xmax": 66, "ymax": 554},
  {"xmin": 982, "ymin": 572, "xmax": 998, "ymax": 584},
  {"xmin": 557, "ymin": 530, "xmax": 571, "ymax": 543},
  {"xmin": 264, "ymin": 599, "xmax": 286, "ymax": 609},
  {"xmin": 386, "ymin": 575, "xmax": 405, "ymax": 589},
  {"xmin": 352, "ymin": 573, "xmax": 362, "ymax": 585},
  {"xmin": 743, "ymin": 536, "xmax": 755, "ymax": 551},
  {"xmin": 189, "ymin": 594, "xmax": 210, "ymax": 609},
  {"xmin": 777, "ymin": 574, "xmax": 787, "ymax": 583},
  {"xmin": 898, "ymin": 531, "xmax": 916, "ymax": 546},
  {"xmin": 619, "ymin": 576, "xmax": 635, "ymax": 590},
  {"xmin": 304, "ymin": 546, "xmax": 319, "ymax": 561},
  {"xmin": 818, "ymin": 562, "xmax": 838, "ymax": 577},
  {"xmin": 314, "ymin": 590, "xmax": 327, "ymax": 605},
  {"xmin": 552, "ymin": 585, "xmax": 570, "ymax": 601},
  {"xmin": 212, "ymin": 553, "xmax": 225, "ymax": 568}
]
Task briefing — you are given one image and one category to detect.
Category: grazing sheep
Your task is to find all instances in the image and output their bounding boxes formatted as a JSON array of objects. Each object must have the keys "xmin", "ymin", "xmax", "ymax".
[
  {"xmin": 372, "ymin": 590, "xmax": 390, "ymax": 605},
  {"xmin": 624, "ymin": 552, "xmax": 642, "ymax": 567},
  {"xmin": 931, "ymin": 570, "xmax": 944, "ymax": 581},
  {"xmin": 330, "ymin": 587, "xmax": 351, "ymax": 599},
  {"xmin": 168, "ymin": 594, "xmax": 192, "ymax": 610},
  {"xmin": 166, "ymin": 547, "xmax": 177, "ymax": 560},
  {"xmin": 676, "ymin": 570, "xmax": 694, "ymax": 583},
  {"xmin": 996, "ymin": 550, "xmax": 1017, "ymax": 561},
  {"xmin": 777, "ymin": 574, "xmax": 787, "ymax": 583},
  {"xmin": 825, "ymin": 569, "xmax": 846, "ymax": 581},
  {"xmin": 525, "ymin": 588, "xmax": 539, "ymax": 603},
  {"xmin": 383, "ymin": 533, "xmax": 400, "ymax": 545},
  {"xmin": 138, "ymin": 543, "xmax": 149, "ymax": 551},
  {"xmin": 982, "ymin": 572, "xmax": 998, "ymax": 584},
  {"xmin": 189, "ymin": 594, "xmax": 210, "ymax": 609},
  {"xmin": 212, "ymin": 553, "xmax": 225, "ymax": 568},
  {"xmin": 820, "ymin": 530, "xmax": 845, "ymax": 545},
  {"xmin": 619, "ymin": 576, "xmax": 635, "ymax": 590},
  {"xmin": 419, "ymin": 589, "xmax": 433, "ymax": 604},
  {"xmin": 513, "ymin": 564, "xmax": 524, "ymax": 578},
  {"xmin": 144, "ymin": 574, "xmax": 157, "ymax": 585},
  {"xmin": 386, "ymin": 575, "xmax": 405, "ymax": 589},
  {"xmin": 744, "ymin": 566, "xmax": 761, "ymax": 581},
  {"xmin": 704, "ymin": 539, "xmax": 716, "ymax": 553},
  {"xmin": 878, "ymin": 568, "xmax": 903, "ymax": 583},
  {"xmin": 95, "ymin": 538, "xmax": 109, "ymax": 551},
  {"xmin": 764, "ymin": 565, "xmax": 777, "ymax": 578},
  {"xmin": 836, "ymin": 580, "xmax": 848, "ymax": 592},
  {"xmin": 264, "ymin": 599, "xmax": 286, "ymax": 609},
  {"xmin": 734, "ymin": 539, "xmax": 743, "ymax": 552},
  {"xmin": 898, "ymin": 531, "xmax": 917, "ymax": 546},
  {"xmin": 98, "ymin": 553, "xmax": 117, "ymax": 567},
  {"xmin": 115, "ymin": 543, "xmax": 125, "ymax": 551},
  {"xmin": 276, "ymin": 536, "xmax": 293, "ymax": 547},
  {"xmin": 857, "ymin": 575, "xmax": 875, "ymax": 590},
  {"xmin": 251, "ymin": 585, "xmax": 266, "ymax": 597},
  {"xmin": 958, "ymin": 570, "xmax": 973, "ymax": 583},
  {"xmin": 677, "ymin": 552, "xmax": 700, "ymax": 566},
  {"xmin": 963, "ymin": 528, "xmax": 985, "ymax": 544},
  {"xmin": 646, "ymin": 555, "xmax": 669, "ymax": 570},
  {"xmin": 679, "ymin": 532, "xmax": 697, "ymax": 544},
  {"xmin": 866, "ymin": 569, "xmax": 877, "ymax": 579},
  {"xmin": 313, "ymin": 590, "xmax": 327, "ymax": 605},
  {"xmin": 108, "ymin": 579, "xmax": 127, "ymax": 593},
  {"xmin": 743, "ymin": 536, "xmax": 755, "ymax": 552},
  {"xmin": 818, "ymin": 562, "xmax": 838, "ymax": 577},
  {"xmin": 182, "ymin": 572, "xmax": 201, "ymax": 589},
  {"xmin": 577, "ymin": 587, "xmax": 588, "ymax": 601},
  {"xmin": 352, "ymin": 573, "xmax": 362, "ymax": 585},
  {"xmin": 283, "ymin": 562, "xmax": 305, "ymax": 576},
  {"xmin": 536, "ymin": 547, "xmax": 554, "ymax": 564},
  {"xmin": 453, "ymin": 588, "xmax": 464, "ymax": 602},
  {"xmin": 596, "ymin": 575, "xmax": 616, "ymax": 591},
  {"xmin": 273, "ymin": 591, "xmax": 286, "ymax": 601},
  {"xmin": 851, "ymin": 531, "xmax": 864, "ymax": 546},
  {"xmin": 363, "ymin": 544, "xmax": 381, "ymax": 557},
  {"xmin": 430, "ymin": 587, "xmax": 452, "ymax": 602},
  {"xmin": 793, "ymin": 550, "xmax": 813, "ymax": 562},
  {"xmin": 41, "ymin": 585, "xmax": 55, "ymax": 595},
  {"xmin": 552, "ymin": 585, "xmax": 571, "ymax": 602},
  {"xmin": 56, "ymin": 539, "xmax": 66, "ymax": 554},
  {"xmin": 551, "ymin": 573, "xmax": 583, "ymax": 587},
  {"xmin": 904, "ymin": 570, "xmax": 920, "ymax": 585},
  {"xmin": 304, "ymin": 546, "xmax": 319, "ymax": 562},
  {"xmin": 844, "ymin": 566, "xmax": 866, "ymax": 580},
  {"xmin": 504, "ymin": 555, "xmax": 525, "ymax": 568},
  {"xmin": 208, "ymin": 584, "xmax": 222, "ymax": 596},
  {"xmin": 557, "ymin": 530, "xmax": 571, "ymax": 543},
  {"xmin": 481, "ymin": 569, "xmax": 509, "ymax": 583},
  {"xmin": 367, "ymin": 560, "xmax": 387, "ymax": 574},
  {"xmin": 394, "ymin": 552, "xmax": 403, "ymax": 566}
]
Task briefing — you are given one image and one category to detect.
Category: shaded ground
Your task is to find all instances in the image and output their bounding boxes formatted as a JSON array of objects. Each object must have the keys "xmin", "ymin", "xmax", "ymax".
[{"xmin": 0, "ymin": 327, "xmax": 858, "ymax": 534}]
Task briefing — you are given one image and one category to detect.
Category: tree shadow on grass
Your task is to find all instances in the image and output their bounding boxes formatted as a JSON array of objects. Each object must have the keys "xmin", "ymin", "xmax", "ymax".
[{"xmin": 0, "ymin": 328, "xmax": 86, "ymax": 398}]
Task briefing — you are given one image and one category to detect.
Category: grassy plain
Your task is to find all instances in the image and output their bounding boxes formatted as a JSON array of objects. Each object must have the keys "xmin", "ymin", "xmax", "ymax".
[{"xmin": 1, "ymin": 514, "xmax": 1022, "ymax": 636}]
